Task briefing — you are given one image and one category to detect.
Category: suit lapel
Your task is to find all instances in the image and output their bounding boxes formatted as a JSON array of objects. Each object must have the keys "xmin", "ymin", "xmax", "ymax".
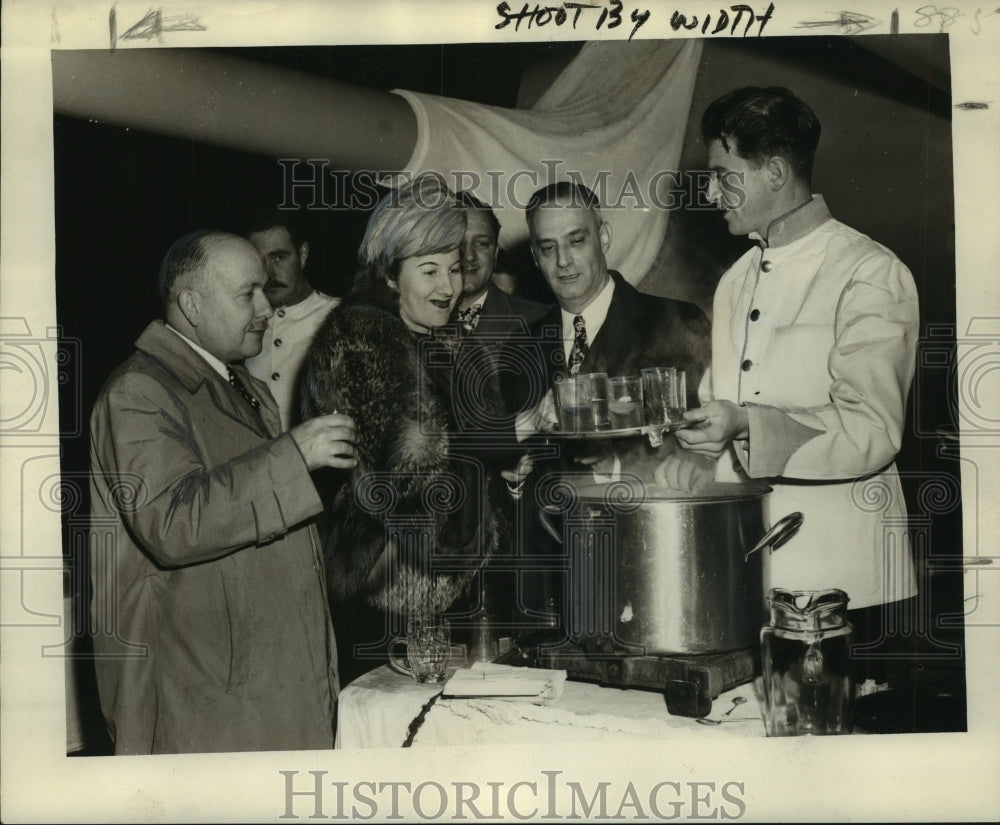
[
  {"xmin": 536, "ymin": 304, "xmax": 566, "ymax": 385},
  {"xmin": 471, "ymin": 286, "xmax": 501, "ymax": 341},
  {"xmin": 583, "ymin": 273, "xmax": 641, "ymax": 375},
  {"xmin": 480, "ymin": 284, "xmax": 504, "ymax": 317},
  {"xmin": 475, "ymin": 286, "xmax": 514, "ymax": 340}
]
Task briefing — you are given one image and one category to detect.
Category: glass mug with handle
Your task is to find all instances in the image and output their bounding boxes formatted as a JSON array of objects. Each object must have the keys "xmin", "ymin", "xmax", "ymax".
[{"xmin": 388, "ymin": 617, "xmax": 451, "ymax": 683}]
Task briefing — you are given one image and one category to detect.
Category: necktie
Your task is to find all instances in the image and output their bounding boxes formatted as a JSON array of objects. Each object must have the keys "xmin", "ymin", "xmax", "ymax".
[
  {"xmin": 568, "ymin": 315, "xmax": 588, "ymax": 375},
  {"xmin": 456, "ymin": 304, "xmax": 483, "ymax": 333},
  {"xmin": 226, "ymin": 364, "xmax": 261, "ymax": 412}
]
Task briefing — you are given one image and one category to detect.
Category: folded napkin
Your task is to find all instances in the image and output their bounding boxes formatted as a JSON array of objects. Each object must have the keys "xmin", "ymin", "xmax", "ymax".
[{"xmin": 442, "ymin": 662, "xmax": 567, "ymax": 704}]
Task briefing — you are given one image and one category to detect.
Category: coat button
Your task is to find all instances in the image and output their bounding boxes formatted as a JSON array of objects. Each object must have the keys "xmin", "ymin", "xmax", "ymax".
[
  {"xmin": 761, "ymin": 260, "xmax": 773, "ymax": 272},
  {"xmin": 277, "ymin": 308, "xmax": 286, "ymax": 318},
  {"xmin": 274, "ymin": 338, "xmax": 283, "ymax": 347},
  {"xmin": 741, "ymin": 359, "xmax": 753, "ymax": 372},
  {"xmin": 749, "ymin": 308, "xmax": 760, "ymax": 321},
  {"xmin": 271, "ymin": 371, "xmax": 280, "ymax": 381}
]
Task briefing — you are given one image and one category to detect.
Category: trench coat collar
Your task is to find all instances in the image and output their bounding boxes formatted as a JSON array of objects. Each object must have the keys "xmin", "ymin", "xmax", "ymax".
[{"xmin": 135, "ymin": 320, "xmax": 278, "ymax": 436}]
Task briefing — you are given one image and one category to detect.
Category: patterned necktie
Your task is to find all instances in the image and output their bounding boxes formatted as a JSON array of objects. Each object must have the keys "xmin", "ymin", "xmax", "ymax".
[
  {"xmin": 568, "ymin": 315, "xmax": 588, "ymax": 375},
  {"xmin": 226, "ymin": 364, "xmax": 261, "ymax": 412},
  {"xmin": 456, "ymin": 303, "xmax": 483, "ymax": 333}
]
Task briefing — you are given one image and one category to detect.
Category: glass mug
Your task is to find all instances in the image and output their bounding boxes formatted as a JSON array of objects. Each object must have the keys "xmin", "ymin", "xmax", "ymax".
[
  {"xmin": 608, "ymin": 375, "xmax": 644, "ymax": 429},
  {"xmin": 553, "ymin": 372, "xmax": 610, "ymax": 433},
  {"xmin": 641, "ymin": 367, "xmax": 686, "ymax": 425},
  {"xmin": 671, "ymin": 369, "xmax": 687, "ymax": 421},
  {"xmin": 641, "ymin": 367, "xmax": 670, "ymax": 426},
  {"xmin": 388, "ymin": 617, "xmax": 451, "ymax": 683}
]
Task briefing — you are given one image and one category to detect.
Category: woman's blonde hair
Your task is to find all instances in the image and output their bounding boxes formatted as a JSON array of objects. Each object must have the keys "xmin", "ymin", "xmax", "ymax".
[{"xmin": 352, "ymin": 174, "xmax": 466, "ymax": 310}]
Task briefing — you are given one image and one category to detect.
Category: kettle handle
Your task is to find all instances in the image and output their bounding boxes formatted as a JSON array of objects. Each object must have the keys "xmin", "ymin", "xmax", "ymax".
[
  {"xmin": 538, "ymin": 505, "xmax": 563, "ymax": 544},
  {"xmin": 745, "ymin": 511, "xmax": 804, "ymax": 561},
  {"xmin": 538, "ymin": 503, "xmax": 604, "ymax": 544}
]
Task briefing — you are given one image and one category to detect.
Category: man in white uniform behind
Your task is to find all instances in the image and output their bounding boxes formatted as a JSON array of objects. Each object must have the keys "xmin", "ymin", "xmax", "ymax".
[
  {"xmin": 666, "ymin": 86, "xmax": 920, "ymax": 683},
  {"xmin": 245, "ymin": 211, "xmax": 340, "ymax": 430}
]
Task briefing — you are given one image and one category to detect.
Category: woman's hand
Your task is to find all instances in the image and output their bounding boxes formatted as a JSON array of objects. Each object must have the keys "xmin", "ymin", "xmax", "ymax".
[{"xmin": 674, "ymin": 400, "xmax": 749, "ymax": 459}]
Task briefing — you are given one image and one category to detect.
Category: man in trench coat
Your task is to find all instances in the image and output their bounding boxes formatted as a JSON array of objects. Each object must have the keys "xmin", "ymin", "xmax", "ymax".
[{"xmin": 89, "ymin": 230, "xmax": 357, "ymax": 754}]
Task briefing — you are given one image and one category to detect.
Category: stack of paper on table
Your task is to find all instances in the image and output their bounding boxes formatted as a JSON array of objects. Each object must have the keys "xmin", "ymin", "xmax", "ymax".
[{"xmin": 441, "ymin": 662, "xmax": 567, "ymax": 704}]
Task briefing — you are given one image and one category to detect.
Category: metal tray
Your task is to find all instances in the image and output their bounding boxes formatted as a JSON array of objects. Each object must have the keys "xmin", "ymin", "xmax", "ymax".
[{"xmin": 549, "ymin": 419, "xmax": 702, "ymax": 443}]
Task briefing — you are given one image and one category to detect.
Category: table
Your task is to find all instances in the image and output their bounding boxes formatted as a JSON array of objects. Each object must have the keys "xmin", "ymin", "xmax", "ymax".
[{"xmin": 335, "ymin": 665, "xmax": 766, "ymax": 749}]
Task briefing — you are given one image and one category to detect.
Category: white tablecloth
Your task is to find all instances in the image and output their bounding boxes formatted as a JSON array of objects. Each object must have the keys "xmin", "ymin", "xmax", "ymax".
[{"xmin": 336, "ymin": 665, "xmax": 766, "ymax": 749}]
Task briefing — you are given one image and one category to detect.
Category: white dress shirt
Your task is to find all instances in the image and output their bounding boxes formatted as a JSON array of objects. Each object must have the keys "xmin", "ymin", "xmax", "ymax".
[
  {"xmin": 560, "ymin": 276, "xmax": 620, "ymax": 482},
  {"xmin": 560, "ymin": 276, "xmax": 615, "ymax": 364}
]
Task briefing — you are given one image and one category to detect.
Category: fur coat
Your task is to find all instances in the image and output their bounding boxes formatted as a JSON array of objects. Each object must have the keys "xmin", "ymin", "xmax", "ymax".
[{"xmin": 301, "ymin": 293, "xmax": 511, "ymax": 616}]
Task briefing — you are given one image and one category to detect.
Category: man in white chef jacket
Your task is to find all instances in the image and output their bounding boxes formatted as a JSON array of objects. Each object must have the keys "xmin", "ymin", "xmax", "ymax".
[
  {"xmin": 666, "ymin": 86, "xmax": 920, "ymax": 679},
  {"xmin": 244, "ymin": 211, "xmax": 340, "ymax": 430}
]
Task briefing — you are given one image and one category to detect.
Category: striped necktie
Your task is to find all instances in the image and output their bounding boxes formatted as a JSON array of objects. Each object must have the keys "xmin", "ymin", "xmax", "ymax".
[
  {"xmin": 226, "ymin": 364, "xmax": 261, "ymax": 412},
  {"xmin": 568, "ymin": 315, "xmax": 588, "ymax": 375}
]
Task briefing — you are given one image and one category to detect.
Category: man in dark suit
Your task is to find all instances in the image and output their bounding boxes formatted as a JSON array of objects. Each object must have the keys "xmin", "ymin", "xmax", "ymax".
[
  {"xmin": 507, "ymin": 181, "xmax": 712, "ymax": 634},
  {"xmin": 453, "ymin": 190, "xmax": 550, "ymax": 345},
  {"xmin": 515, "ymin": 181, "xmax": 711, "ymax": 478}
]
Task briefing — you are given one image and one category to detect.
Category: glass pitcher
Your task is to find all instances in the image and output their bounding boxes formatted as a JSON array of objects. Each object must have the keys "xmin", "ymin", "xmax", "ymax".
[{"xmin": 761, "ymin": 588, "xmax": 854, "ymax": 736}]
